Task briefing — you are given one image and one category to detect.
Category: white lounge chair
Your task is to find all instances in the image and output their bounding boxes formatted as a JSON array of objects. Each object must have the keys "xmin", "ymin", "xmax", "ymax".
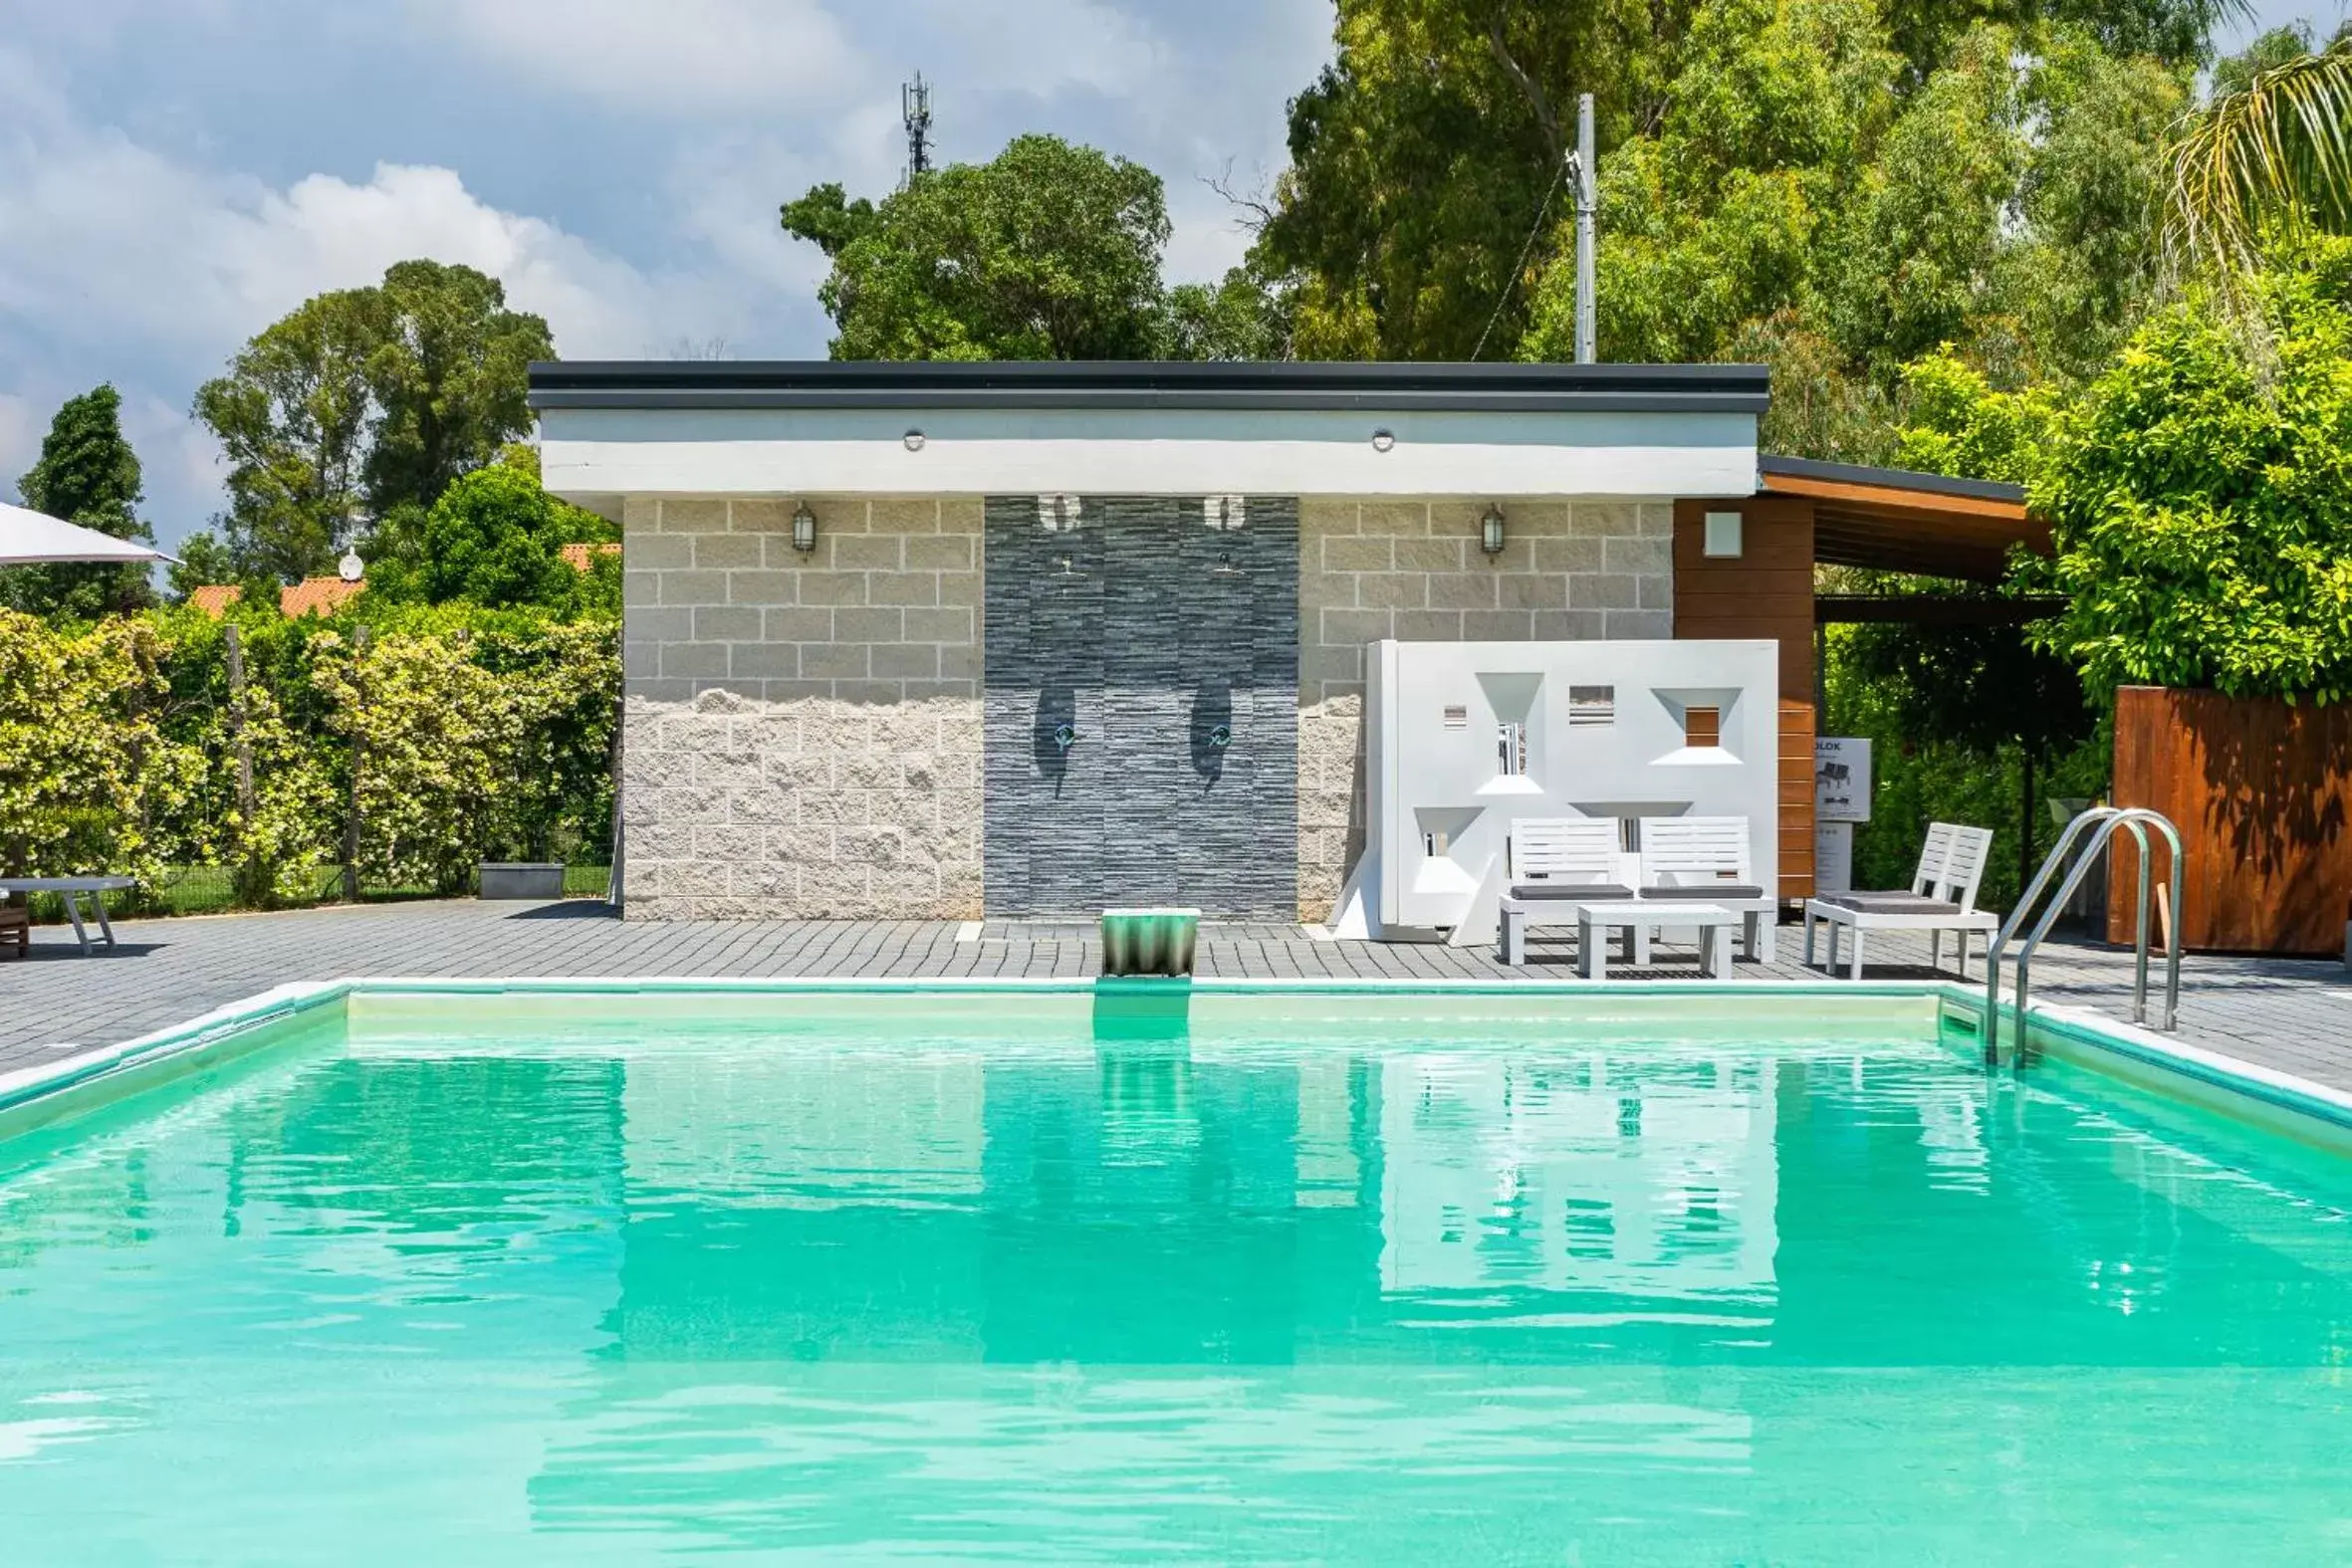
[
  {"xmin": 1636, "ymin": 815, "xmax": 1778, "ymax": 964},
  {"xmin": 1802, "ymin": 822, "xmax": 1998, "ymax": 980},
  {"xmin": 1497, "ymin": 817, "xmax": 1631, "ymax": 966}
]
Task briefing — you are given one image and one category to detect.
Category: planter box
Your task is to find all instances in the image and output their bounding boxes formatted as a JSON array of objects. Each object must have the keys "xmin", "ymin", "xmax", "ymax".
[
  {"xmin": 2110, "ymin": 686, "xmax": 2352, "ymax": 955},
  {"xmin": 478, "ymin": 862, "xmax": 565, "ymax": 901}
]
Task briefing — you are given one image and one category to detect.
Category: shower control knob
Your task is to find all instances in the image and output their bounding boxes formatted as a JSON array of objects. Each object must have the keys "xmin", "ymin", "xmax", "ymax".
[
  {"xmin": 1209, "ymin": 724, "xmax": 1232, "ymax": 749},
  {"xmin": 1053, "ymin": 723, "xmax": 1078, "ymax": 752}
]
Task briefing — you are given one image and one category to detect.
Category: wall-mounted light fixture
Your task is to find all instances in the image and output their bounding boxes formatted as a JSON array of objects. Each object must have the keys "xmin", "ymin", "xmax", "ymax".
[
  {"xmin": 1370, "ymin": 428, "xmax": 1396, "ymax": 453},
  {"xmin": 903, "ymin": 429, "xmax": 926, "ymax": 451},
  {"xmin": 1703, "ymin": 510, "xmax": 1744, "ymax": 558},
  {"xmin": 791, "ymin": 501, "xmax": 818, "ymax": 554},
  {"xmin": 1480, "ymin": 504, "xmax": 1508, "ymax": 557}
]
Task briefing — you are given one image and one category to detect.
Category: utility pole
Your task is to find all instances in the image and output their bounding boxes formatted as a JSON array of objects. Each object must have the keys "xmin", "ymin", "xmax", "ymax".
[
  {"xmin": 1573, "ymin": 92, "xmax": 1596, "ymax": 364},
  {"xmin": 902, "ymin": 74, "xmax": 934, "ymax": 187}
]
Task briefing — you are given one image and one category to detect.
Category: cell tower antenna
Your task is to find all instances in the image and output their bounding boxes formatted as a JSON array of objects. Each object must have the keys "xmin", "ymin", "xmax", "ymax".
[{"xmin": 902, "ymin": 74, "xmax": 933, "ymax": 186}]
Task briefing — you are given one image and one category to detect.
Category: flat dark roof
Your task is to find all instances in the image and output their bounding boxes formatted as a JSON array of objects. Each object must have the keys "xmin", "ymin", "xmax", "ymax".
[
  {"xmin": 1759, "ymin": 452, "xmax": 2024, "ymax": 505},
  {"xmin": 528, "ymin": 359, "xmax": 1771, "ymax": 415}
]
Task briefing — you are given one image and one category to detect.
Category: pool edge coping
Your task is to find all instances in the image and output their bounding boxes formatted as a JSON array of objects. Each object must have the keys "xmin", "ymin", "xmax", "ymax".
[{"xmin": 5, "ymin": 974, "xmax": 2348, "ymax": 1144}]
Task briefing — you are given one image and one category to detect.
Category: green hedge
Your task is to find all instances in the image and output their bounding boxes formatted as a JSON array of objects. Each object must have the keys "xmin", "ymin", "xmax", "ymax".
[{"xmin": 0, "ymin": 598, "xmax": 618, "ymax": 912}]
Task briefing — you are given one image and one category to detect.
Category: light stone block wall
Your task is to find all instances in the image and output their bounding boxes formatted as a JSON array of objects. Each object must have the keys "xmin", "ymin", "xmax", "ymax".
[
  {"xmin": 619, "ymin": 496, "xmax": 983, "ymax": 920},
  {"xmin": 1294, "ymin": 499, "xmax": 1675, "ymax": 922}
]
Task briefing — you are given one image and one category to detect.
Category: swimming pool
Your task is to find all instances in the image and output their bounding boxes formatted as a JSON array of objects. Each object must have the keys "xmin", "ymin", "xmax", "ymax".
[{"xmin": 2, "ymin": 982, "xmax": 2348, "ymax": 1564}]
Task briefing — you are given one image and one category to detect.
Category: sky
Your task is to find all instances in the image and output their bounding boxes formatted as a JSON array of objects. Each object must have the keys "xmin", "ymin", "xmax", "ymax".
[{"xmin": 0, "ymin": 0, "xmax": 2332, "ymax": 552}]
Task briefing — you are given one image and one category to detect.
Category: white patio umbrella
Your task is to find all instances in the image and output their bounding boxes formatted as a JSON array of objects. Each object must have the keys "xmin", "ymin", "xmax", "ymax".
[{"xmin": 0, "ymin": 500, "xmax": 175, "ymax": 565}]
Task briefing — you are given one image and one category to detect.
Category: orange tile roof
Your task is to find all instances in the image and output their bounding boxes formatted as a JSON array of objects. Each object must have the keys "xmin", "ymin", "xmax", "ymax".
[
  {"xmin": 560, "ymin": 542, "xmax": 621, "ymax": 571},
  {"xmin": 279, "ymin": 576, "xmax": 364, "ymax": 618},
  {"xmin": 186, "ymin": 584, "xmax": 243, "ymax": 618}
]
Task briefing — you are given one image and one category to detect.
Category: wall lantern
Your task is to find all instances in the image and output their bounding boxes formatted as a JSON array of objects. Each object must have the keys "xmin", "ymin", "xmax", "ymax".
[
  {"xmin": 903, "ymin": 429, "xmax": 926, "ymax": 451},
  {"xmin": 1480, "ymin": 504, "xmax": 1508, "ymax": 557},
  {"xmin": 791, "ymin": 501, "xmax": 818, "ymax": 554},
  {"xmin": 1703, "ymin": 510, "xmax": 1744, "ymax": 558},
  {"xmin": 1370, "ymin": 428, "xmax": 1396, "ymax": 453}
]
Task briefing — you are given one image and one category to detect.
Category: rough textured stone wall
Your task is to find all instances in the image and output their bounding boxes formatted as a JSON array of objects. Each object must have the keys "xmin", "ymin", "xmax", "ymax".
[
  {"xmin": 619, "ymin": 496, "xmax": 984, "ymax": 919},
  {"xmin": 1294, "ymin": 499, "xmax": 1675, "ymax": 922}
]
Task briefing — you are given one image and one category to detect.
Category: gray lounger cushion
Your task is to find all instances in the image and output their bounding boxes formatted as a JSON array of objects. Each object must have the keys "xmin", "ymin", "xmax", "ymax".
[
  {"xmin": 1511, "ymin": 882, "xmax": 1636, "ymax": 901},
  {"xmin": 1819, "ymin": 894, "xmax": 1964, "ymax": 916},
  {"xmin": 1645, "ymin": 883, "xmax": 1766, "ymax": 901}
]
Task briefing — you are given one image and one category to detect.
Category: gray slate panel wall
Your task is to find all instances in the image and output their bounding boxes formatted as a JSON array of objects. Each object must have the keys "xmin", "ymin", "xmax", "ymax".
[{"xmin": 984, "ymin": 495, "xmax": 1299, "ymax": 917}]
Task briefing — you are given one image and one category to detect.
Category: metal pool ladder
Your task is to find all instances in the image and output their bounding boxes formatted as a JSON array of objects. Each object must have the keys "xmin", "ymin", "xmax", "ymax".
[{"xmin": 1982, "ymin": 805, "xmax": 2183, "ymax": 1060}]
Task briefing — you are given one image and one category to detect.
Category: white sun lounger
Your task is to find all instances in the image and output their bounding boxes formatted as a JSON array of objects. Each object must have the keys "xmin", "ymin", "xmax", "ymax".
[
  {"xmin": 1802, "ymin": 822, "xmax": 1998, "ymax": 980},
  {"xmin": 1497, "ymin": 817, "xmax": 1631, "ymax": 966},
  {"xmin": 1637, "ymin": 815, "xmax": 1778, "ymax": 965}
]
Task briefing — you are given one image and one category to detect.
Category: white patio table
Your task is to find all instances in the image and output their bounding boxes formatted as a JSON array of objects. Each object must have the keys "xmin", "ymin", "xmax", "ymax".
[
  {"xmin": 1571, "ymin": 900, "xmax": 1740, "ymax": 981},
  {"xmin": 0, "ymin": 876, "xmax": 136, "ymax": 954}
]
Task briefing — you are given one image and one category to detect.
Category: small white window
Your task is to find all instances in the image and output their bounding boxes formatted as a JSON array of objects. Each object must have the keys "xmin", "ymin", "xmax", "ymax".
[
  {"xmin": 1567, "ymin": 685, "xmax": 1615, "ymax": 727},
  {"xmin": 1703, "ymin": 511, "xmax": 1744, "ymax": 558}
]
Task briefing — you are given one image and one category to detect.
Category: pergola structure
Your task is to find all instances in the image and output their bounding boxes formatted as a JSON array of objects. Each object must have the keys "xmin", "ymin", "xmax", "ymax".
[{"xmin": 1673, "ymin": 454, "xmax": 2055, "ymax": 897}]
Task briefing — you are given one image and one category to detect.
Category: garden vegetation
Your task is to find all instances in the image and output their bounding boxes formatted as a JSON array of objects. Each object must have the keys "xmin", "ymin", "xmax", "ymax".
[{"xmin": 9, "ymin": 1, "xmax": 2351, "ymax": 915}]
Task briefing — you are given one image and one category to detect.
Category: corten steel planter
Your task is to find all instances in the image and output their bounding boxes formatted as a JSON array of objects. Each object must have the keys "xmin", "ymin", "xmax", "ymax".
[
  {"xmin": 1099, "ymin": 908, "xmax": 1200, "ymax": 977},
  {"xmin": 478, "ymin": 862, "xmax": 565, "ymax": 901}
]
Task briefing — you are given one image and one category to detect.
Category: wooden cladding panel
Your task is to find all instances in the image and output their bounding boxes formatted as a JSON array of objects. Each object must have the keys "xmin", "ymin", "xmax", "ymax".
[
  {"xmin": 1674, "ymin": 497, "xmax": 1815, "ymax": 701},
  {"xmin": 1677, "ymin": 499, "xmax": 1818, "ymax": 899},
  {"xmin": 1778, "ymin": 699, "xmax": 1816, "ymax": 900},
  {"xmin": 2108, "ymin": 685, "xmax": 2352, "ymax": 955}
]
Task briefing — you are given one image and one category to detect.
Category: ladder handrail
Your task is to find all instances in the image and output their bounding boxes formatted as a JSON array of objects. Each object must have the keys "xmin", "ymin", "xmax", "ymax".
[{"xmin": 1983, "ymin": 806, "xmax": 2183, "ymax": 1058}]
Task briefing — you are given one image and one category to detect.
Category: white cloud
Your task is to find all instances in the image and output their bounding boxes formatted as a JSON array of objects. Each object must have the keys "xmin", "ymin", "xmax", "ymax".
[
  {"xmin": 0, "ymin": 127, "xmax": 681, "ymax": 365},
  {"xmin": 0, "ymin": 1, "xmax": 1337, "ymax": 542},
  {"xmin": 0, "ymin": 55, "xmax": 756, "ymax": 540},
  {"xmin": 410, "ymin": 0, "xmax": 860, "ymax": 114}
]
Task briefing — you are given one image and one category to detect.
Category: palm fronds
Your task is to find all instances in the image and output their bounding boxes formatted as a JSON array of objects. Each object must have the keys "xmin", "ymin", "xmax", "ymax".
[{"xmin": 2165, "ymin": 42, "xmax": 2352, "ymax": 279}]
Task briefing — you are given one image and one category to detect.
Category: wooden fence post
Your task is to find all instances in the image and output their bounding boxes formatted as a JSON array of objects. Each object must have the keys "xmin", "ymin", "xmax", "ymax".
[
  {"xmin": 223, "ymin": 623, "xmax": 258, "ymax": 890},
  {"xmin": 342, "ymin": 624, "xmax": 370, "ymax": 902}
]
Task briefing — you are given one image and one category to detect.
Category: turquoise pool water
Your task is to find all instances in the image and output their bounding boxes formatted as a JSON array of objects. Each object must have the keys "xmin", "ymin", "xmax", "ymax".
[{"xmin": 1, "ymin": 990, "xmax": 2349, "ymax": 1564}]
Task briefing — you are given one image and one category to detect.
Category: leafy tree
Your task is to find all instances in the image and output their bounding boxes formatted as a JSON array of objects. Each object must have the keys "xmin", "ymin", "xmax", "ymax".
[
  {"xmin": 361, "ymin": 260, "xmax": 555, "ymax": 513},
  {"xmin": 783, "ymin": 135, "xmax": 1178, "ymax": 360},
  {"xmin": 166, "ymin": 531, "xmax": 243, "ymax": 600},
  {"xmin": 1517, "ymin": 6, "xmax": 2184, "ymax": 455},
  {"xmin": 194, "ymin": 287, "xmax": 380, "ymax": 581},
  {"xmin": 1166, "ymin": 264, "xmax": 1297, "ymax": 361},
  {"xmin": 1890, "ymin": 349, "xmax": 2058, "ymax": 482},
  {"xmin": 2033, "ymin": 238, "xmax": 2352, "ymax": 700},
  {"xmin": 193, "ymin": 262, "xmax": 551, "ymax": 581},
  {"xmin": 362, "ymin": 446, "xmax": 615, "ymax": 613},
  {"xmin": 779, "ymin": 182, "xmax": 879, "ymax": 259},
  {"xmin": 2, "ymin": 385, "xmax": 156, "ymax": 619},
  {"xmin": 1253, "ymin": 0, "xmax": 1694, "ymax": 361},
  {"xmin": 1879, "ymin": 0, "xmax": 2234, "ymax": 81},
  {"xmin": 1253, "ymin": 0, "xmax": 2214, "ymax": 367}
]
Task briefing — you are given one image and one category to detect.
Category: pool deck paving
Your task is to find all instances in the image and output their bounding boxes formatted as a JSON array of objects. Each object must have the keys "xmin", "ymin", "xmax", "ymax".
[{"xmin": 1, "ymin": 898, "xmax": 2346, "ymax": 1091}]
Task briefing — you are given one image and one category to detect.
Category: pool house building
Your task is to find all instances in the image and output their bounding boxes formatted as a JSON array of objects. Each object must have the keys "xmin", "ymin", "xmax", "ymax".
[{"xmin": 530, "ymin": 360, "xmax": 2037, "ymax": 927}]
